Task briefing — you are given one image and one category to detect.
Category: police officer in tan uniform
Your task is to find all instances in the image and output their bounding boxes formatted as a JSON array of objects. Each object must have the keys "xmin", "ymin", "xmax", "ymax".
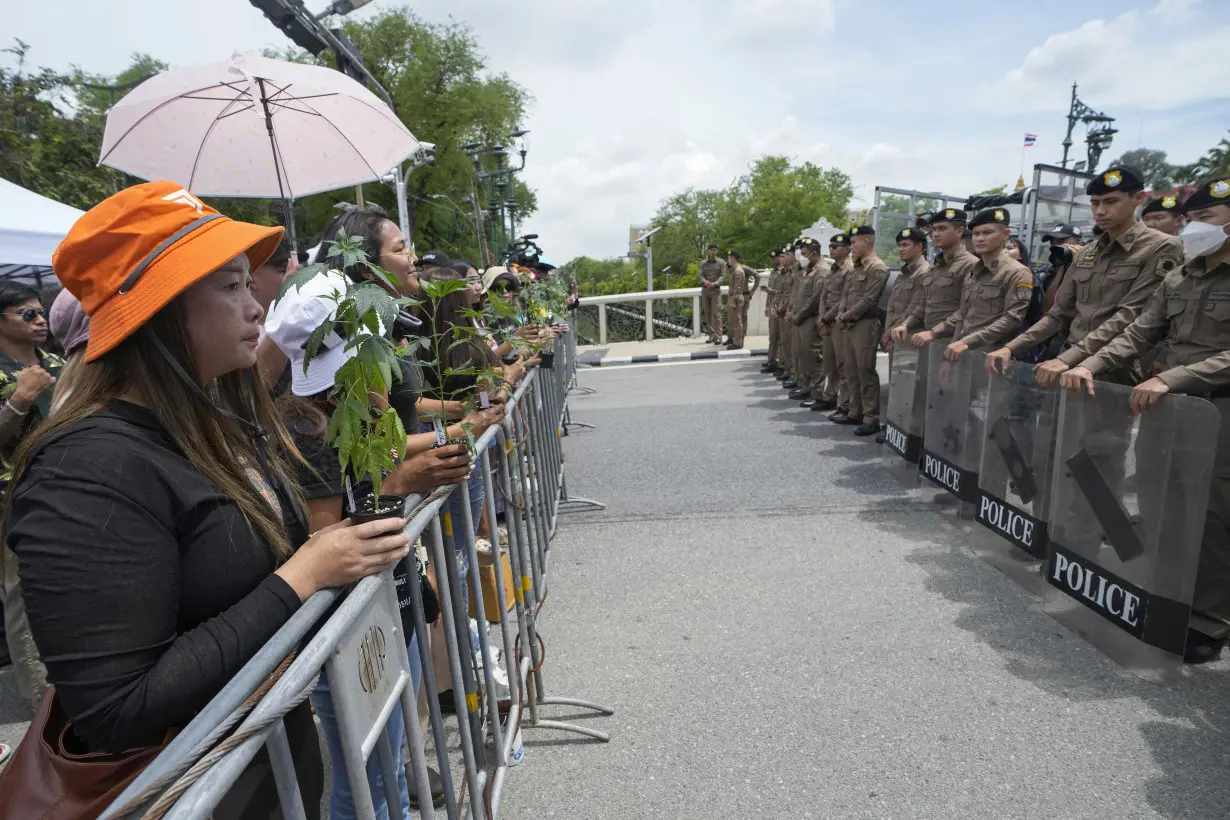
[
  {"xmin": 725, "ymin": 250, "xmax": 749, "ymax": 350},
  {"xmin": 699, "ymin": 243, "xmax": 726, "ymax": 344},
  {"xmin": 986, "ymin": 165, "xmax": 1184, "ymax": 381},
  {"xmin": 914, "ymin": 208, "xmax": 1033, "ymax": 359},
  {"xmin": 742, "ymin": 264, "xmax": 759, "ymax": 338},
  {"xmin": 790, "ymin": 238, "xmax": 829, "ymax": 406},
  {"xmin": 778, "ymin": 243, "xmax": 802, "ymax": 388},
  {"xmin": 835, "ymin": 226, "xmax": 889, "ymax": 435},
  {"xmin": 818, "ymin": 233, "xmax": 853, "ymax": 414},
  {"xmin": 785, "ymin": 244, "xmax": 815, "ymax": 398},
  {"xmin": 897, "ymin": 209, "xmax": 978, "ymax": 347},
  {"xmin": 1141, "ymin": 194, "xmax": 1184, "ymax": 237},
  {"xmin": 1059, "ymin": 175, "xmax": 1230, "ymax": 663},
  {"xmin": 877, "ymin": 228, "xmax": 929, "ymax": 441},
  {"xmin": 884, "ymin": 228, "xmax": 929, "ymax": 350},
  {"xmin": 762, "ymin": 247, "xmax": 784, "ymax": 372}
]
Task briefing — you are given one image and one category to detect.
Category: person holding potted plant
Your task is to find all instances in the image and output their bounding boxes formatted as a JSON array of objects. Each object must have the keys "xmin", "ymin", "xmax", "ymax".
[
  {"xmin": 0, "ymin": 182, "xmax": 411, "ymax": 819},
  {"xmin": 267, "ymin": 268, "xmax": 490, "ymax": 818}
]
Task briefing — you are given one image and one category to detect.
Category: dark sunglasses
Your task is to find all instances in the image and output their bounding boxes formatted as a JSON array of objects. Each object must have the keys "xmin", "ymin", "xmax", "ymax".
[{"xmin": 7, "ymin": 308, "xmax": 48, "ymax": 323}]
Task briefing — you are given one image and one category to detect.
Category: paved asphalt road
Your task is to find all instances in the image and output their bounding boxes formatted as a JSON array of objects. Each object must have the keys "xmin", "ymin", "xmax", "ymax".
[
  {"xmin": 4, "ymin": 358, "xmax": 1230, "ymax": 818},
  {"xmin": 499, "ymin": 358, "xmax": 1230, "ymax": 820}
]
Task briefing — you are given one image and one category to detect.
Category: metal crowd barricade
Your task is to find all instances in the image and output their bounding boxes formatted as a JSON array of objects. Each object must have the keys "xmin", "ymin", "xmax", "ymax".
[{"xmin": 103, "ymin": 331, "xmax": 613, "ymax": 820}]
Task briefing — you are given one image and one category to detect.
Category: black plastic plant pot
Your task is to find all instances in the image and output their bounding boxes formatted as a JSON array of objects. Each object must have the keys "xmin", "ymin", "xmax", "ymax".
[
  {"xmin": 350, "ymin": 494, "xmax": 407, "ymax": 525},
  {"xmin": 431, "ymin": 437, "xmax": 470, "ymax": 450},
  {"xmin": 539, "ymin": 351, "xmax": 555, "ymax": 370}
]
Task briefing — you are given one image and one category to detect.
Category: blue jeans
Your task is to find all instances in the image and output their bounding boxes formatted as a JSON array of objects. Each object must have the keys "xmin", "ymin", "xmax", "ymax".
[{"xmin": 312, "ymin": 635, "xmax": 422, "ymax": 820}]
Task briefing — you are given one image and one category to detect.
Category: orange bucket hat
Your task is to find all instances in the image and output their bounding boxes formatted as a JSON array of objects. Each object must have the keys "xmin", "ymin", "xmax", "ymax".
[{"xmin": 52, "ymin": 181, "xmax": 284, "ymax": 362}]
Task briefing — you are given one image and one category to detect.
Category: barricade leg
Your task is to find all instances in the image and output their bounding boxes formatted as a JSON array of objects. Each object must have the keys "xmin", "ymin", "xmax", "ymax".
[
  {"xmin": 426, "ymin": 517, "xmax": 487, "ymax": 820},
  {"xmin": 495, "ymin": 421, "xmax": 614, "ymax": 744}
]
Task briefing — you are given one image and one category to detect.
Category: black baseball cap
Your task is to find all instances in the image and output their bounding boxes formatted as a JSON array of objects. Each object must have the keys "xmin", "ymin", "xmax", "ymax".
[{"xmin": 1043, "ymin": 223, "xmax": 1084, "ymax": 242}]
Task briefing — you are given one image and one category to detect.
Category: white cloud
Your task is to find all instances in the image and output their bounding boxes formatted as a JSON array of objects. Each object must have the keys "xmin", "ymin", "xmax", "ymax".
[{"xmin": 981, "ymin": 0, "xmax": 1230, "ymax": 111}]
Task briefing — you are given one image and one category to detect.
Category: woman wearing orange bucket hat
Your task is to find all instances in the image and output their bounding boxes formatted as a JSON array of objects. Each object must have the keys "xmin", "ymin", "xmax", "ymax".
[{"xmin": 0, "ymin": 182, "xmax": 410, "ymax": 819}]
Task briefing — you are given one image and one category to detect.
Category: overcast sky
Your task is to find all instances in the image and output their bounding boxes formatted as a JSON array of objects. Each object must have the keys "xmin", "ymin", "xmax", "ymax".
[{"xmin": 9, "ymin": 0, "xmax": 1230, "ymax": 263}]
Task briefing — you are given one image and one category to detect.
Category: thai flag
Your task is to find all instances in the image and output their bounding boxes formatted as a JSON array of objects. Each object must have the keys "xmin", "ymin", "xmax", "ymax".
[{"xmin": 1024, "ymin": 133, "xmax": 1037, "ymax": 147}]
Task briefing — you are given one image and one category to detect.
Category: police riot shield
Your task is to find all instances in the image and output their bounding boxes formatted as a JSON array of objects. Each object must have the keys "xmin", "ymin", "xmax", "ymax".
[
  {"xmin": 1042, "ymin": 383, "xmax": 1219, "ymax": 684},
  {"xmin": 883, "ymin": 344, "xmax": 927, "ymax": 468},
  {"xmin": 920, "ymin": 344, "xmax": 989, "ymax": 515},
  {"xmin": 969, "ymin": 359, "xmax": 1059, "ymax": 593}
]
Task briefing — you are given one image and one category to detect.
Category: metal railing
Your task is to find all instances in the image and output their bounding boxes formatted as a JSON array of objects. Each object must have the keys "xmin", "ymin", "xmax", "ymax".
[
  {"xmin": 573, "ymin": 286, "xmax": 768, "ymax": 345},
  {"xmin": 102, "ymin": 332, "xmax": 612, "ymax": 820}
]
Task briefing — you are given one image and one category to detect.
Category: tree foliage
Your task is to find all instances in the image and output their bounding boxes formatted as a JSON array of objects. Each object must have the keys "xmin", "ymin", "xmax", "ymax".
[
  {"xmin": 1108, "ymin": 147, "xmax": 1175, "ymax": 190},
  {"xmin": 564, "ymin": 156, "xmax": 851, "ymax": 295}
]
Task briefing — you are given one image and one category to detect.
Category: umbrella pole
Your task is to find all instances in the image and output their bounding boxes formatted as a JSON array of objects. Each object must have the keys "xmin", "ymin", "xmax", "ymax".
[{"xmin": 255, "ymin": 76, "xmax": 296, "ymax": 252}]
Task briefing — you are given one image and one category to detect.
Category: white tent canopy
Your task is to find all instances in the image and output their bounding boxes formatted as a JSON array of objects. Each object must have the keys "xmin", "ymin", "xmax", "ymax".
[{"xmin": 0, "ymin": 177, "xmax": 84, "ymax": 284}]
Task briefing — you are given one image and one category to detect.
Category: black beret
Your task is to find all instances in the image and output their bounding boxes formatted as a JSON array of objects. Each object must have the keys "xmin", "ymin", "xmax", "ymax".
[
  {"xmin": 1181, "ymin": 177, "xmax": 1230, "ymax": 214},
  {"xmin": 707, "ymin": 243, "xmax": 719, "ymax": 250},
  {"xmin": 929, "ymin": 208, "xmax": 968, "ymax": 226},
  {"xmin": 420, "ymin": 250, "xmax": 451, "ymax": 267},
  {"xmin": 796, "ymin": 237, "xmax": 822, "ymax": 251},
  {"xmin": 829, "ymin": 233, "xmax": 851, "ymax": 247},
  {"xmin": 778, "ymin": 242, "xmax": 795, "ymax": 253},
  {"xmin": 849, "ymin": 225, "xmax": 875, "ymax": 237},
  {"xmin": 969, "ymin": 208, "xmax": 1012, "ymax": 229},
  {"xmin": 727, "ymin": 249, "xmax": 741, "ymax": 260},
  {"xmin": 895, "ymin": 227, "xmax": 926, "ymax": 244},
  {"xmin": 1141, "ymin": 195, "xmax": 1182, "ymax": 216},
  {"xmin": 1086, "ymin": 165, "xmax": 1145, "ymax": 195}
]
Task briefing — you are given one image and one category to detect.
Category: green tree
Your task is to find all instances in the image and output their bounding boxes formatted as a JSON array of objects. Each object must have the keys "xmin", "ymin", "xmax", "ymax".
[
  {"xmin": 296, "ymin": 8, "xmax": 535, "ymax": 262},
  {"xmin": 1173, "ymin": 131, "xmax": 1230, "ymax": 186},
  {"xmin": 644, "ymin": 188, "xmax": 721, "ymax": 288},
  {"xmin": 1108, "ymin": 147, "xmax": 1174, "ymax": 190}
]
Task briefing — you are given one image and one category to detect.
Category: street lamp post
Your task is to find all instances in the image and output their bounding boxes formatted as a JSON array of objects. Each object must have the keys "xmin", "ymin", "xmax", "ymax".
[{"xmin": 663, "ymin": 265, "xmax": 672, "ymax": 290}]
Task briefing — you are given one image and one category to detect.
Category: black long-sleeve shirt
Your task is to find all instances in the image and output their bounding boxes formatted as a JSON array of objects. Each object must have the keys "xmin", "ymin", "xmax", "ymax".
[{"xmin": 6, "ymin": 400, "xmax": 304, "ymax": 752}]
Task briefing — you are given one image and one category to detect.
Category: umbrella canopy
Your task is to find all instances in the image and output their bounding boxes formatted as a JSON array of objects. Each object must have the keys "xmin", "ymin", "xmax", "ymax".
[{"xmin": 99, "ymin": 52, "xmax": 420, "ymax": 200}]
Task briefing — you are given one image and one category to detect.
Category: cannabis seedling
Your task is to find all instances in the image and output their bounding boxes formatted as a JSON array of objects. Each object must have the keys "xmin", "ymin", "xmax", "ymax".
[{"xmin": 277, "ymin": 231, "xmax": 413, "ymax": 512}]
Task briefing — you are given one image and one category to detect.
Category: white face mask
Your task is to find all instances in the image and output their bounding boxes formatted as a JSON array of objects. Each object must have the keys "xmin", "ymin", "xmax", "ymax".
[
  {"xmin": 795, "ymin": 251, "xmax": 807, "ymax": 267},
  {"xmin": 1180, "ymin": 220, "xmax": 1230, "ymax": 259}
]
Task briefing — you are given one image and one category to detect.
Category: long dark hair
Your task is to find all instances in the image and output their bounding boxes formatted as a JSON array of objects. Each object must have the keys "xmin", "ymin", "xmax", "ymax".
[
  {"xmin": 417, "ymin": 266, "xmax": 500, "ymax": 375},
  {"xmin": 6, "ymin": 300, "xmax": 303, "ymax": 560},
  {"xmin": 316, "ymin": 205, "xmax": 393, "ymax": 284}
]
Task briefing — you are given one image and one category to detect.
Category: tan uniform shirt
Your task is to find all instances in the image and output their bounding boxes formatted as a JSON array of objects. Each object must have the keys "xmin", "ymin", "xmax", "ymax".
[
  {"xmin": 792, "ymin": 260, "xmax": 830, "ymax": 325},
  {"xmin": 1007, "ymin": 223, "xmax": 1183, "ymax": 355},
  {"xmin": 1081, "ymin": 258, "xmax": 1230, "ymax": 394},
  {"xmin": 700, "ymin": 257, "xmax": 726, "ymax": 285},
  {"xmin": 839, "ymin": 255, "xmax": 889, "ymax": 323},
  {"xmin": 910, "ymin": 245, "xmax": 977, "ymax": 331},
  {"xmin": 887, "ymin": 258, "xmax": 930, "ymax": 331},
  {"xmin": 775, "ymin": 264, "xmax": 797, "ymax": 314},
  {"xmin": 766, "ymin": 265, "xmax": 782, "ymax": 310},
  {"xmin": 821, "ymin": 258, "xmax": 854, "ymax": 323},
  {"xmin": 936, "ymin": 250, "xmax": 1033, "ymax": 349},
  {"xmin": 729, "ymin": 263, "xmax": 748, "ymax": 301}
]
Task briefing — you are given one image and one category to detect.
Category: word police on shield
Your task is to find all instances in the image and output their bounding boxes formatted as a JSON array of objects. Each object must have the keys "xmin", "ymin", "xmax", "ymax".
[
  {"xmin": 1046, "ymin": 543, "xmax": 1190, "ymax": 655},
  {"xmin": 976, "ymin": 490, "xmax": 1047, "ymax": 558}
]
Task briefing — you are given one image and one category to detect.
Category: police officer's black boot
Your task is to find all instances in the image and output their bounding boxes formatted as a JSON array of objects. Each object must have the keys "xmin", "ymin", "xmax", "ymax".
[
  {"xmin": 788, "ymin": 388, "xmax": 808, "ymax": 400},
  {"xmin": 812, "ymin": 399, "xmax": 837, "ymax": 412},
  {"xmin": 854, "ymin": 421, "xmax": 882, "ymax": 437},
  {"xmin": 1184, "ymin": 628, "xmax": 1226, "ymax": 664},
  {"xmin": 874, "ymin": 429, "xmax": 887, "ymax": 443}
]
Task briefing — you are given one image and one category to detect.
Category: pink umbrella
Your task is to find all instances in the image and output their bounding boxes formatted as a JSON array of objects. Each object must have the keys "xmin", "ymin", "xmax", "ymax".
[{"xmin": 100, "ymin": 52, "xmax": 420, "ymax": 239}]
